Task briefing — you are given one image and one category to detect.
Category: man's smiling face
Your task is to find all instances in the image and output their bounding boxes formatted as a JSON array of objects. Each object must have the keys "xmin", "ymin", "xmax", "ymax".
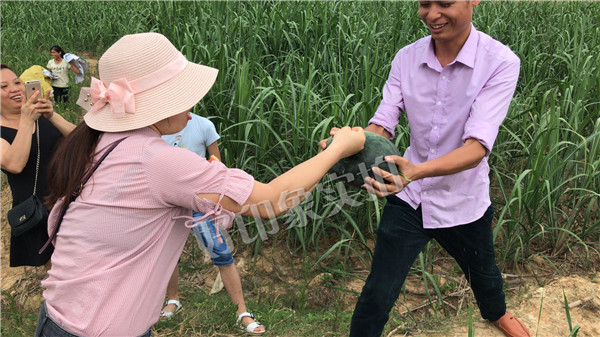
[{"xmin": 418, "ymin": 1, "xmax": 480, "ymax": 45}]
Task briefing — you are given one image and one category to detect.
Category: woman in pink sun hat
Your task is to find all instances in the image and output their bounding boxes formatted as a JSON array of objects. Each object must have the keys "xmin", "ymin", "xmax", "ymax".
[{"xmin": 35, "ymin": 32, "xmax": 365, "ymax": 337}]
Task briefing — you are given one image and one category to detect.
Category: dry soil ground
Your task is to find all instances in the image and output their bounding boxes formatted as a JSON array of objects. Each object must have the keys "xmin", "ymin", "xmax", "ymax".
[{"xmin": 239, "ymin": 238, "xmax": 600, "ymax": 337}]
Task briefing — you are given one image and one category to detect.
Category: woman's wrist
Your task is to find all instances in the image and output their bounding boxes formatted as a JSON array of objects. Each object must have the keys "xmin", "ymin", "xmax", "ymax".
[
  {"xmin": 46, "ymin": 110, "xmax": 56, "ymax": 120},
  {"xmin": 18, "ymin": 116, "xmax": 36, "ymax": 128},
  {"xmin": 323, "ymin": 142, "xmax": 345, "ymax": 162}
]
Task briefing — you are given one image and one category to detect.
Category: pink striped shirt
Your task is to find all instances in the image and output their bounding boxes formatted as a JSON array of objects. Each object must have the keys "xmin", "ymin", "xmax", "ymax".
[{"xmin": 41, "ymin": 127, "xmax": 254, "ymax": 336}]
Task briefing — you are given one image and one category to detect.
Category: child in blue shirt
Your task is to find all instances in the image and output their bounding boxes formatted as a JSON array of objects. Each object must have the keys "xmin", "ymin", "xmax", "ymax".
[{"xmin": 161, "ymin": 114, "xmax": 265, "ymax": 334}]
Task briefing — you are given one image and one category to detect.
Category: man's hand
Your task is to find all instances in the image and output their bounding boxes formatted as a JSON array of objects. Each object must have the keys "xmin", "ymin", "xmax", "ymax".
[{"xmin": 363, "ymin": 155, "xmax": 414, "ymax": 197}]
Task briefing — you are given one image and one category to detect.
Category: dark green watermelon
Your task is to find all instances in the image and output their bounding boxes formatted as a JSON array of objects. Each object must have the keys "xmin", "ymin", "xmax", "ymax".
[{"xmin": 326, "ymin": 131, "xmax": 402, "ymax": 188}]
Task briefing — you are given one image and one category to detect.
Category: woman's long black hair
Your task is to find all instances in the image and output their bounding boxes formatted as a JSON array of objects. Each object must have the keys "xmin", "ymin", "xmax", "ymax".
[{"xmin": 45, "ymin": 121, "xmax": 102, "ymax": 210}]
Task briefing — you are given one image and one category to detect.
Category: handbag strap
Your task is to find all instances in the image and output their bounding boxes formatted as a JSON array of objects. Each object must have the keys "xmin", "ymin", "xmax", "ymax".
[
  {"xmin": 33, "ymin": 120, "xmax": 40, "ymax": 196},
  {"xmin": 39, "ymin": 136, "xmax": 128, "ymax": 254},
  {"xmin": 75, "ymin": 137, "xmax": 128, "ymax": 197}
]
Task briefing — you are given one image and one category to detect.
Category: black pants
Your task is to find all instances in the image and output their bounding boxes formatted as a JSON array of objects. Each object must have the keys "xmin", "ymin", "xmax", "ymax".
[
  {"xmin": 349, "ymin": 196, "xmax": 506, "ymax": 337},
  {"xmin": 52, "ymin": 86, "xmax": 69, "ymax": 103},
  {"xmin": 35, "ymin": 302, "xmax": 153, "ymax": 337}
]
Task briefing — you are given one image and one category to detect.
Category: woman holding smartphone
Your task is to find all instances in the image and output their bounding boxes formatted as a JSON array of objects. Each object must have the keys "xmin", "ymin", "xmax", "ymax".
[
  {"xmin": 46, "ymin": 45, "xmax": 80, "ymax": 103},
  {"xmin": 0, "ymin": 64, "xmax": 75, "ymax": 269}
]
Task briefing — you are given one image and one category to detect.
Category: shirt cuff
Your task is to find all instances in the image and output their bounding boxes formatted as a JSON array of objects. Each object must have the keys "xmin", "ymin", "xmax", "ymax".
[
  {"xmin": 463, "ymin": 117, "xmax": 497, "ymax": 155},
  {"xmin": 369, "ymin": 104, "xmax": 400, "ymax": 139}
]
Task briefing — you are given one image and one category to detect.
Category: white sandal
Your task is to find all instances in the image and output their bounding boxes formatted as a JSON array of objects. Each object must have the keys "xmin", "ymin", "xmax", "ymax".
[
  {"xmin": 236, "ymin": 312, "xmax": 266, "ymax": 335},
  {"xmin": 160, "ymin": 299, "xmax": 182, "ymax": 319}
]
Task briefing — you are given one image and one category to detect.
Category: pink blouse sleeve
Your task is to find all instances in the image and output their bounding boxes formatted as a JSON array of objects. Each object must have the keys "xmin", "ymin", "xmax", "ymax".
[{"xmin": 144, "ymin": 140, "xmax": 255, "ymax": 227}]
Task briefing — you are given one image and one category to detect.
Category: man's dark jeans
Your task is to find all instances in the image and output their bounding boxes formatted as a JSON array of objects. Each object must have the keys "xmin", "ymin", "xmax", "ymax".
[{"xmin": 349, "ymin": 196, "xmax": 506, "ymax": 337}]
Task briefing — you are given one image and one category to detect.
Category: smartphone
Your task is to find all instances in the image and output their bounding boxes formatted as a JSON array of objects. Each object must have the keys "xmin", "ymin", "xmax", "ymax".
[{"xmin": 25, "ymin": 80, "xmax": 42, "ymax": 100}]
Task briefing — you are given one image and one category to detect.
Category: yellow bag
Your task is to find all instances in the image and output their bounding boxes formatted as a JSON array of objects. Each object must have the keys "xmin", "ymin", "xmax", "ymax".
[{"xmin": 19, "ymin": 65, "xmax": 54, "ymax": 99}]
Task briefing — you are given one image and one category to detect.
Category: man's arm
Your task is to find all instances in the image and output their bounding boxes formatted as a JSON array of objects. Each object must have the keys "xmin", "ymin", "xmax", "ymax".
[
  {"xmin": 408, "ymin": 138, "xmax": 486, "ymax": 181},
  {"xmin": 364, "ymin": 124, "xmax": 392, "ymax": 139},
  {"xmin": 365, "ymin": 138, "xmax": 486, "ymax": 197}
]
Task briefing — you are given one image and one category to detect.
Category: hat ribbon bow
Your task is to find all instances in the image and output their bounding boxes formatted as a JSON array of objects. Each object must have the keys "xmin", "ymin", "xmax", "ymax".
[
  {"xmin": 87, "ymin": 77, "xmax": 135, "ymax": 117},
  {"xmin": 77, "ymin": 53, "xmax": 188, "ymax": 117}
]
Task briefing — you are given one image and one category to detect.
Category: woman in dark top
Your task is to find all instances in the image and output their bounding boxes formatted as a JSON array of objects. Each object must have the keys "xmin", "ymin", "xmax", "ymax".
[{"xmin": 0, "ymin": 64, "xmax": 75, "ymax": 268}]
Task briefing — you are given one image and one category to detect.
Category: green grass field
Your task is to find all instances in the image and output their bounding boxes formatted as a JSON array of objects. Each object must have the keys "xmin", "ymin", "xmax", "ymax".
[{"xmin": 1, "ymin": 1, "xmax": 599, "ymax": 336}]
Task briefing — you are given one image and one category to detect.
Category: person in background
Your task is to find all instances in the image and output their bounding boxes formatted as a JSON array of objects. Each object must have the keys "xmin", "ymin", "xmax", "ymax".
[
  {"xmin": 46, "ymin": 45, "xmax": 80, "ymax": 103},
  {"xmin": 320, "ymin": 1, "xmax": 530, "ymax": 337},
  {"xmin": 160, "ymin": 113, "xmax": 266, "ymax": 334},
  {"xmin": 35, "ymin": 32, "xmax": 364, "ymax": 337},
  {"xmin": 0, "ymin": 64, "xmax": 76, "ymax": 269}
]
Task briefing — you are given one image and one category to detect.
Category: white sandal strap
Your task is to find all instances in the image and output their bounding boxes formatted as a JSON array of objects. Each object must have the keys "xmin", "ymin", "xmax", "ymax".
[
  {"xmin": 160, "ymin": 311, "xmax": 174, "ymax": 318},
  {"xmin": 165, "ymin": 299, "xmax": 182, "ymax": 310},
  {"xmin": 236, "ymin": 311, "xmax": 254, "ymax": 323},
  {"xmin": 237, "ymin": 312, "xmax": 265, "ymax": 334},
  {"xmin": 244, "ymin": 322, "xmax": 263, "ymax": 333}
]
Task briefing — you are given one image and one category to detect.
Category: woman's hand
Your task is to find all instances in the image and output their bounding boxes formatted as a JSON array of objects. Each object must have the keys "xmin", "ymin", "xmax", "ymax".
[
  {"xmin": 327, "ymin": 126, "xmax": 365, "ymax": 159},
  {"xmin": 363, "ymin": 155, "xmax": 415, "ymax": 197},
  {"xmin": 19, "ymin": 90, "xmax": 43, "ymax": 126},
  {"xmin": 319, "ymin": 124, "xmax": 391, "ymax": 151},
  {"xmin": 39, "ymin": 89, "xmax": 56, "ymax": 120},
  {"xmin": 69, "ymin": 61, "xmax": 81, "ymax": 75},
  {"xmin": 317, "ymin": 127, "xmax": 339, "ymax": 151}
]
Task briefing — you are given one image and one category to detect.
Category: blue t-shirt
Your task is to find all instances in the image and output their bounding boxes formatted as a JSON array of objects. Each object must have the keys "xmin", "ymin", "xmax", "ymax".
[{"xmin": 161, "ymin": 114, "xmax": 220, "ymax": 158}]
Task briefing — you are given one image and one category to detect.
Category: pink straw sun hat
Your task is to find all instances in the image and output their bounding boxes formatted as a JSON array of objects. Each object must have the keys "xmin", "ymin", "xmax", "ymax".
[{"xmin": 77, "ymin": 32, "xmax": 218, "ymax": 132}]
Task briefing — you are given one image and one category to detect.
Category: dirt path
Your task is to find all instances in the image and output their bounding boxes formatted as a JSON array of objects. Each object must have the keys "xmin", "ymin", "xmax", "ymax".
[
  {"xmin": 399, "ymin": 275, "xmax": 600, "ymax": 337},
  {"xmin": 256, "ymin": 238, "xmax": 600, "ymax": 337}
]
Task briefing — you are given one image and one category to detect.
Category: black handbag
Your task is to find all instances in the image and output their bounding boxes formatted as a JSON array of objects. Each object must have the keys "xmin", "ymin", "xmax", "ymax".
[{"xmin": 7, "ymin": 121, "xmax": 49, "ymax": 237}]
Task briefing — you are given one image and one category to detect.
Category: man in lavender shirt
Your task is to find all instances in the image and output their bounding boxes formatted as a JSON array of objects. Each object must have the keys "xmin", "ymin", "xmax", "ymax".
[{"xmin": 347, "ymin": 2, "xmax": 530, "ymax": 336}]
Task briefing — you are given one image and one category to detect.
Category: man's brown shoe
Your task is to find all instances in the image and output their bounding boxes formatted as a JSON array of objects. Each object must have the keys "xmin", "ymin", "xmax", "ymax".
[{"xmin": 492, "ymin": 312, "xmax": 531, "ymax": 337}]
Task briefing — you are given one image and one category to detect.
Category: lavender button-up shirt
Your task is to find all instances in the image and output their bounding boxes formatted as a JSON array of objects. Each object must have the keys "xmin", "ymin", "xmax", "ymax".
[{"xmin": 369, "ymin": 25, "xmax": 520, "ymax": 228}]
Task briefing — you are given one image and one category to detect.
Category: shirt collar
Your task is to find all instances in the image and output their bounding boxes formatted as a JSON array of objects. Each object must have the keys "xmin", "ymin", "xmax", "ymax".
[
  {"xmin": 421, "ymin": 23, "xmax": 479, "ymax": 69},
  {"xmin": 420, "ymin": 36, "xmax": 435, "ymax": 68},
  {"xmin": 455, "ymin": 23, "xmax": 479, "ymax": 68}
]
